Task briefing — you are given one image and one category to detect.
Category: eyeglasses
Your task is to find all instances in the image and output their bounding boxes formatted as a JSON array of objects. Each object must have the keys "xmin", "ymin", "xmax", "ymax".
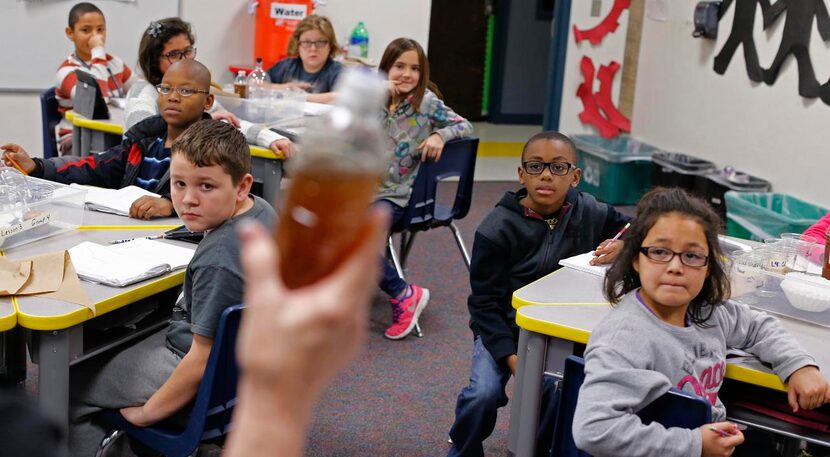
[
  {"xmin": 298, "ymin": 39, "xmax": 329, "ymax": 49},
  {"xmin": 522, "ymin": 161, "xmax": 577, "ymax": 176},
  {"xmin": 639, "ymin": 246, "xmax": 709, "ymax": 267},
  {"xmin": 161, "ymin": 47, "xmax": 197, "ymax": 64},
  {"xmin": 155, "ymin": 84, "xmax": 210, "ymax": 97}
]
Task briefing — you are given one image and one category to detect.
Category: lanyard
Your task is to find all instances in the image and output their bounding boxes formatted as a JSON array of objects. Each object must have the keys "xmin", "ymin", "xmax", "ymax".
[{"xmin": 73, "ymin": 53, "xmax": 122, "ymax": 98}]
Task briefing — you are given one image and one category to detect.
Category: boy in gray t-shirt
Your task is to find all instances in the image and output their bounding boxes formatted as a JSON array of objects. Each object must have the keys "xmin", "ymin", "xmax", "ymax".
[{"xmin": 69, "ymin": 120, "xmax": 274, "ymax": 456}]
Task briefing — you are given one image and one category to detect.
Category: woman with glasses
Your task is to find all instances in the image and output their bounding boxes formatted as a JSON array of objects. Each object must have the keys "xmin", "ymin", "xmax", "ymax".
[
  {"xmin": 266, "ymin": 15, "xmax": 344, "ymax": 104},
  {"xmin": 125, "ymin": 18, "xmax": 293, "ymax": 157}
]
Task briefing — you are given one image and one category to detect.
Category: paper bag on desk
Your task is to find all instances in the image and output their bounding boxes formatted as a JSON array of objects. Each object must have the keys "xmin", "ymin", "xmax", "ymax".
[
  {"xmin": 0, "ymin": 259, "xmax": 32, "ymax": 295},
  {"xmin": 0, "ymin": 252, "xmax": 94, "ymax": 314}
]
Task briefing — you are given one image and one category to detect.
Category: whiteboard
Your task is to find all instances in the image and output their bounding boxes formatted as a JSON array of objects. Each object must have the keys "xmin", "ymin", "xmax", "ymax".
[{"xmin": 0, "ymin": 0, "xmax": 180, "ymax": 91}]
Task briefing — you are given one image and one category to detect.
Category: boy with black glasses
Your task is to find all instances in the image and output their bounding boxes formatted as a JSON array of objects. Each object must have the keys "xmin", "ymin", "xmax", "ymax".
[{"xmin": 446, "ymin": 131, "xmax": 631, "ymax": 457}]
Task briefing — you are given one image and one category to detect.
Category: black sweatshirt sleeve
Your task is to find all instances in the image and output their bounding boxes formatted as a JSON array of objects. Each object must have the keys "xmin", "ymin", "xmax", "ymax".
[{"xmin": 467, "ymin": 231, "xmax": 517, "ymax": 363}]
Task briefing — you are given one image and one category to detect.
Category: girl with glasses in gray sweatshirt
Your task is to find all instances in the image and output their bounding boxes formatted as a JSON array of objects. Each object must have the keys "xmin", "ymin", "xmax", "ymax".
[{"xmin": 573, "ymin": 187, "xmax": 830, "ymax": 457}]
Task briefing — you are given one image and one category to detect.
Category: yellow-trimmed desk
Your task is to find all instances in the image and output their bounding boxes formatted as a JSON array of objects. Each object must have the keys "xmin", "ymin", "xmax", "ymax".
[
  {"xmin": 0, "ymin": 298, "xmax": 16, "ymax": 332},
  {"xmin": 5, "ymin": 226, "xmax": 192, "ymax": 430},
  {"xmin": 507, "ymin": 270, "xmax": 830, "ymax": 457},
  {"xmin": 65, "ymin": 108, "xmax": 286, "ymax": 206}
]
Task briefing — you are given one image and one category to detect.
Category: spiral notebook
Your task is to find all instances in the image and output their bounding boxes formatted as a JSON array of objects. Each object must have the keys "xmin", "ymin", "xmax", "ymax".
[
  {"xmin": 68, "ymin": 238, "xmax": 195, "ymax": 287},
  {"xmin": 558, "ymin": 251, "xmax": 610, "ymax": 277},
  {"xmin": 69, "ymin": 184, "xmax": 160, "ymax": 216}
]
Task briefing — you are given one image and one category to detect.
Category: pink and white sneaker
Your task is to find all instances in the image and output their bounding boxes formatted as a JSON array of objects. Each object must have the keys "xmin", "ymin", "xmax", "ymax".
[{"xmin": 384, "ymin": 284, "xmax": 430, "ymax": 340}]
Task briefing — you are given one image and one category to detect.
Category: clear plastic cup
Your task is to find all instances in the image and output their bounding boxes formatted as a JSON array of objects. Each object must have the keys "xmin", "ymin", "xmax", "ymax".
[
  {"xmin": 730, "ymin": 249, "xmax": 763, "ymax": 304},
  {"xmin": 780, "ymin": 233, "xmax": 818, "ymax": 273},
  {"xmin": 757, "ymin": 245, "xmax": 786, "ymax": 297}
]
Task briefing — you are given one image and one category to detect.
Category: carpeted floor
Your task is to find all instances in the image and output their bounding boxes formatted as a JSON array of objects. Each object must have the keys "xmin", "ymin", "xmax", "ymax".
[{"xmin": 305, "ymin": 180, "xmax": 518, "ymax": 457}]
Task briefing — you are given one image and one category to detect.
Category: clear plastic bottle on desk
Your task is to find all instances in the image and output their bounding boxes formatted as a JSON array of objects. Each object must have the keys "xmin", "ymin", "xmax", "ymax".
[
  {"xmin": 246, "ymin": 58, "xmax": 271, "ymax": 121},
  {"xmin": 275, "ymin": 69, "xmax": 388, "ymax": 289},
  {"xmin": 233, "ymin": 70, "xmax": 248, "ymax": 98}
]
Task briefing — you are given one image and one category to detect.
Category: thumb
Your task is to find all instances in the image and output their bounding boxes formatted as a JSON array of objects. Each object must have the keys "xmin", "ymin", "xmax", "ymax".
[
  {"xmin": 788, "ymin": 387, "xmax": 799, "ymax": 412},
  {"xmin": 416, "ymin": 140, "xmax": 426, "ymax": 150}
]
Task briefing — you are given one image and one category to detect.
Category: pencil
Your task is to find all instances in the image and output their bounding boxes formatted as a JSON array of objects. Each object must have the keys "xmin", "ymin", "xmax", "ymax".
[
  {"xmin": 609, "ymin": 222, "xmax": 631, "ymax": 243},
  {"xmin": 595, "ymin": 222, "xmax": 631, "ymax": 258},
  {"xmin": 5, "ymin": 156, "xmax": 28, "ymax": 176},
  {"xmin": 708, "ymin": 426, "xmax": 732, "ymax": 438},
  {"xmin": 109, "ymin": 235, "xmax": 164, "ymax": 245}
]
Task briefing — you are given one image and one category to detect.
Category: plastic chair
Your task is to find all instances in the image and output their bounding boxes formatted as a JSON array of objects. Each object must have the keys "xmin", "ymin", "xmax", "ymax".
[
  {"xmin": 550, "ymin": 355, "xmax": 713, "ymax": 457},
  {"xmin": 97, "ymin": 305, "xmax": 244, "ymax": 457},
  {"xmin": 40, "ymin": 87, "xmax": 61, "ymax": 159},
  {"xmin": 387, "ymin": 136, "xmax": 479, "ymax": 276}
]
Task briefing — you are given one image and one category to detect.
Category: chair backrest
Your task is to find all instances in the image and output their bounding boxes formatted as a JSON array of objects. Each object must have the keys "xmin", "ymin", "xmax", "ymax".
[
  {"xmin": 40, "ymin": 87, "xmax": 61, "ymax": 159},
  {"xmin": 393, "ymin": 137, "xmax": 479, "ymax": 232},
  {"xmin": 551, "ymin": 355, "xmax": 712, "ymax": 457},
  {"xmin": 183, "ymin": 304, "xmax": 244, "ymax": 441}
]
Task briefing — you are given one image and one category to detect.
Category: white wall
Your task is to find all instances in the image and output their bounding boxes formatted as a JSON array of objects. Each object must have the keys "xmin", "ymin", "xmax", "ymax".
[
  {"xmin": 558, "ymin": 0, "xmax": 629, "ymax": 135},
  {"xmin": 0, "ymin": 0, "xmax": 432, "ymax": 158},
  {"xmin": 632, "ymin": 0, "xmax": 830, "ymax": 208},
  {"xmin": 314, "ymin": 0, "xmax": 431, "ymax": 65}
]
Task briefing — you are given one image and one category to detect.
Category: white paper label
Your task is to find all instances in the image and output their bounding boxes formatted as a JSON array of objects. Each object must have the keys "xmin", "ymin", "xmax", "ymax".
[
  {"xmin": 0, "ymin": 213, "xmax": 52, "ymax": 242},
  {"xmin": 270, "ymin": 3, "xmax": 308, "ymax": 20}
]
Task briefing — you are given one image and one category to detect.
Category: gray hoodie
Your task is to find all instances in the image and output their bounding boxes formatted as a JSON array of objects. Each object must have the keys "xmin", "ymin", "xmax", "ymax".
[{"xmin": 573, "ymin": 291, "xmax": 816, "ymax": 457}]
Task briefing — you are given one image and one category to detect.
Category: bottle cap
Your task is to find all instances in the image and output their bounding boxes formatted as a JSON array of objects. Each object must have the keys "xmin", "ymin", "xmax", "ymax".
[{"xmin": 331, "ymin": 69, "xmax": 386, "ymax": 116}]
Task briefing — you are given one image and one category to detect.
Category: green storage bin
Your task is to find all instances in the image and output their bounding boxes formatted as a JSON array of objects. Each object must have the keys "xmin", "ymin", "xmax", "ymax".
[
  {"xmin": 571, "ymin": 135, "xmax": 655, "ymax": 205},
  {"xmin": 724, "ymin": 191, "xmax": 829, "ymax": 241}
]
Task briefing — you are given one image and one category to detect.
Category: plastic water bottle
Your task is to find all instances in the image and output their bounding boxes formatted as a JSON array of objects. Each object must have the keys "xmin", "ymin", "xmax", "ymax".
[
  {"xmin": 233, "ymin": 70, "xmax": 248, "ymax": 98},
  {"xmin": 348, "ymin": 21, "xmax": 369, "ymax": 59},
  {"xmin": 275, "ymin": 69, "xmax": 389, "ymax": 289},
  {"xmin": 246, "ymin": 58, "xmax": 271, "ymax": 121}
]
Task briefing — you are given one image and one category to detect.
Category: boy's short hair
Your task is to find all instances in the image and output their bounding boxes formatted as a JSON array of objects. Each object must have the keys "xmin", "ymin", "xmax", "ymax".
[
  {"xmin": 172, "ymin": 120, "xmax": 251, "ymax": 184},
  {"xmin": 522, "ymin": 131, "xmax": 578, "ymax": 163},
  {"xmin": 68, "ymin": 2, "xmax": 103, "ymax": 28}
]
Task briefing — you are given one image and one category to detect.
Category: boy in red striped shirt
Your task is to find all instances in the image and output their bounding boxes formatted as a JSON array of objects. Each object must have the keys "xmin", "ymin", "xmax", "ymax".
[{"xmin": 55, "ymin": 2, "xmax": 136, "ymax": 152}]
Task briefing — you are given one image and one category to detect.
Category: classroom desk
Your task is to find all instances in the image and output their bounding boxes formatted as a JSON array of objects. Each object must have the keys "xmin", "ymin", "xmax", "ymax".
[
  {"xmin": 5, "ymin": 227, "xmax": 191, "ymax": 429},
  {"xmin": 65, "ymin": 108, "xmax": 285, "ymax": 206},
  {"xmin": 0, "ymin": 298, "xmax": 16, "ymax": 333},
  {"xmin": 507, "ymin": 269, "xmax": 830, "ymax": 457}
]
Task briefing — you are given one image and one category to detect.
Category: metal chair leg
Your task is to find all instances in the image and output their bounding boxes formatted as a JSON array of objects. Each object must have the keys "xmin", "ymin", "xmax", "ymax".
[
  {"xmin": 398, "ymin": 231, "xmax": 409, "ymax": 272},
  {"xmin": 400, "ymin": 231, "xmax": 418, "ymax": 269},
  {"xmin": 95, "ymin": 429, "xmax": 125, "ymax": 457},
  {"xmin": 449, "ymin": 222, "xmax": 472, "ymax": 270},
  {"xmin": 413, "ymin": 322, "xmax": 423, "ymax": 338},
  {"xmin": 387, "ymin": 235, "xmax": 406, "ymax": 280}
]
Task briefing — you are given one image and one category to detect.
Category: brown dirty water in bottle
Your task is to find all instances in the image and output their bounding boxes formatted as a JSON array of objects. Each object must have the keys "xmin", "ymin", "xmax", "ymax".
[{"xmin": 276, "ymin": 169, "xmax": 379, "ymax": 289}]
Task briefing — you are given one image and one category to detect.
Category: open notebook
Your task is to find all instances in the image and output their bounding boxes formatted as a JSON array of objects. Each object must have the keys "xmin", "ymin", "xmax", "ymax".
[
  {"xmin": 558, "ymin": 251, "xmax": 610, "ymax": 277},
  {"xmin": 68, "ymin": 238, "xmax": 195, "ymax": 287},
  {"xmin": 69, "ymin": 184, "xmax": 160, "ymax": 216}
]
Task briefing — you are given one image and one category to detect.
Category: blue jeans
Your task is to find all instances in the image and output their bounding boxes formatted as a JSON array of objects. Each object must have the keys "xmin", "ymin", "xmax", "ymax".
[
  {"xmin": 376, "ymin": 199, "xmax": 408, "ymax": 297},
  {"xmin": 448, "ymin": 336, "xmax": 558, "ymax": 457}
]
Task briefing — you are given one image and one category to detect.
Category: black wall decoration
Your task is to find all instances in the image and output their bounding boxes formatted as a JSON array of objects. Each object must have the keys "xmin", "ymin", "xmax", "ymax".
[
  {"xmin": 715, "ymin": 0, "xmax": 830, "ymax": 105},
  {"xmin": 713, "ymin": 0, "xmax": 772, "ymax": 82}
]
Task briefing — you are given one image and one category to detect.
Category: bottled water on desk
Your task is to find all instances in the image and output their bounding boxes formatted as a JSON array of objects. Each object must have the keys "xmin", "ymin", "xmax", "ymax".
[{"xmin": 246, "ymin": 58, "xmax": 271, "ymax": 122}]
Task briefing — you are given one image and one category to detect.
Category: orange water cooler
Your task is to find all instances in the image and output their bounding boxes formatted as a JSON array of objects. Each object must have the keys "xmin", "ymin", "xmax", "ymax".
[{"xmin": 253, "ymin": 0, "xmax": 315, "ymax": 69}]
